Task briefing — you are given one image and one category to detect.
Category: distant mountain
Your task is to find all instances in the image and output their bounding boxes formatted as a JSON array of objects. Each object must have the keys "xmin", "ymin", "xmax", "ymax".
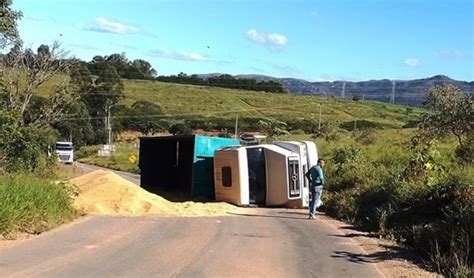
[{"xmin": 198, "ymin": 73, "xmax": 474, "ymax": 106}]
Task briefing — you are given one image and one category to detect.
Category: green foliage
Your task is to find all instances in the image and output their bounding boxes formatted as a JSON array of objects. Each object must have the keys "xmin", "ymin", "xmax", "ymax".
[
  {"xmin": 291, "ymin": 129, "xmax": 306, "ymax": 135},
  {"xmin": 168, "ymin": 123, "xmax": 193, "ymax": 135},
  {"xmin": 77, "ymin": 142, "xmax": 139, "ymax": 174},
  {"xmin": 258, "ymin": 119, "xmax": 290, "ymax": 137},
  {"xmin": 74, "ymin": 145, "xmax": 97, "ymax": 160},
  {"xmin": 311, "ymin": 122, "xmax": 344, "ymax": 141},
  {"xmin": 403, "ymin": 135, "xmax": 446, "ymax": 185},
  {"xmin": 340, "ymin": 119, "xmax": 389, "ymax": 131},
  {"xmin": 116, "ymin": 100, "xmax": 164, "ymax": 134},
  {"xmin": 156, "ymin": 72, "xmax": 285, "ymax": 93},
  {"xmin": 354, "ymin": 129, "xmax": 376, "ymax": 145},
  {"xmin": 322, "ymin": 136, "xmax": 474, "ymax": 277},
  {"xmin": 0, "ymin": 176, "xmax": 78, "ymax": 238},
  {"xmin": 420, "ymin": 85, "xmax": 473, "ymax": 163},
  {"xmin": 0, "ymin": 112, "xmax": 56, "ymax": 173},
  {"xmin": 286, "ymin": 118, "xmax": 319, "ymax": 134},
  {"xmin": 329, "ymin": 146, "xmax": 371, "ymax": 191},
  {"xmin": 0, "ymin": 0, "xmax": 22, "ymax": 48},
  {"xmin": 87, "ymin": 53, "xmax": 157, "ymax": 80},
  {"xmin": 53, "ymin": 101, "xmax": 94, "ymax": 147},
  {"xmin": 71, "ymin": 61, "xmax": 124, "ymax": 144}
]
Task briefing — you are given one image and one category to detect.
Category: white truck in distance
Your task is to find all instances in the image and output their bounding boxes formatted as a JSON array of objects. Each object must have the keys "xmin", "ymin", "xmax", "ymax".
[{"xmin": 55, "ymin": 141, "xmax": 74, "ymax": 164}]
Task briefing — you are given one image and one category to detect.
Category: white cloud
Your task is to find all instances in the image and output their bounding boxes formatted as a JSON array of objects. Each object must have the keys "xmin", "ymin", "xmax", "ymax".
[
  {"xmin": 246, "ymin": 29, "xmax": 267, "ymax": 44},
  {"xmin": 433, "ymin": 49, "xmax": 464, "ymax": 59},
  {"xmin": 245, "ymin": 29, "xmax": 288, "ymax": 51},
  {"xmin": 404, "ymin": 58, "xmax": 420, "ymax": 67},
  {"xmin": 84, "ymin": 17, "xmax": 138, "ymax": 34},
  {"xmin": 267, "ymin": 33, "xmax": 287, "ymax": 46},
  {"xmin": 149, "ymin": 48, "xmax": 208, "ymax": 61}
]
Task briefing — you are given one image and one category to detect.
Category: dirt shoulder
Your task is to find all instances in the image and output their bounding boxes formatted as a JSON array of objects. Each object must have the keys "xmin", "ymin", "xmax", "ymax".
[{"xmin": 318, "ymin": 213, "xmax": 441, "ymax": 278}]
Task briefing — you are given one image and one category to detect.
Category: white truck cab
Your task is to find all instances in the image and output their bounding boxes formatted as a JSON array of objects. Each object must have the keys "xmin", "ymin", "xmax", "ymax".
[{"xmin": 55, "ymin": 141, "xmax": 74, "ymax": 164}]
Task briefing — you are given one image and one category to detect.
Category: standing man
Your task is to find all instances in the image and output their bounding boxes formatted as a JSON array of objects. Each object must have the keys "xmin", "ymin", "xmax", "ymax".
[{"xmin": 306, "ymin": 159, "xmax": 325, "ymax": 219}]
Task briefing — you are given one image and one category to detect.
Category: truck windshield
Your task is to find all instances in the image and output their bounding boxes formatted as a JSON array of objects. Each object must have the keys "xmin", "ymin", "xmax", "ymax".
[{"xmin": 56, "ymin": 144, "xmax": 73, "ymax": 151}]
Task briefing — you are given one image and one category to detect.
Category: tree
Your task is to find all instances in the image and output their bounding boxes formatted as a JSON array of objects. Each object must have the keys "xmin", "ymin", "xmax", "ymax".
[
  {"xmin": 258, "ymin": 119, "xmax": 290, "ymax": 137},
  {"xmin": 71, "ymin": 61, "xmax": 124, "ymax": 144},
  {"xmin": 52, "ymin": 101, "xmax": 95, "ymax": 147},
  {"xmin": 0, "ymin": 0, "xmax": 22, "ymax": 48},
  {"xmin": 0, "ymin": 42, "xmax": 76, "ymax": 126},
  {"xmin": 105, "ymin": 53, "xmax": 129, "ymax": 77},
  {"xmin": 420, "ymin": 85, "xmax": 473, "ymax": 163},
  {"xmin": 119, "ymin": 101, "xmax": 164, "ymax": 134},
  {"xmin": 128, "ymin": 59, "xmax": 157, "ymax": 79}
]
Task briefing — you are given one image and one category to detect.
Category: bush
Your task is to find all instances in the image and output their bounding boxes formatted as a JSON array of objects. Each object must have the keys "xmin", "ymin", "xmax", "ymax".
[
  {"xmin": 0, "ymin": 176, "xmax": 78, "ymax": 238},
  {"xmin": 168, "ymin": 123, "xmax": 193, "ymax": 135},
  {"xmin": 455, "ymin": 142, "xmax": 474, "ymax": 164},
  {"xmin": 0, "ymin": 113, "xmax": 56, "ymax": 173},
  {"xmin": 340, "ymin": 119, "xmax": 386, "ymax": 131},
  {"xmin": 291, "ymin": 129, "xmax": 306, "ymax": 135},
  {"xmin": 355, "ymin": 129, "xmax": 376, "ymax": 145},
  {"xmin": 311, "ymin": 122, "xmax": 344, "ymax": 141},
  {"xmin": 74, "ymin": 145, "xmax": 97, "ymax": 159},
  {"xmin": 323, "ymin": 143, "xmax": 474, "ymax": 277}
]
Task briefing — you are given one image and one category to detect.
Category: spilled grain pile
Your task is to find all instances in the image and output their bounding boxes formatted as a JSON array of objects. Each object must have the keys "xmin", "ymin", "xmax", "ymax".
[{"xmin": 70, "ymin": 170, "xmax": 244, "ymax": 217}]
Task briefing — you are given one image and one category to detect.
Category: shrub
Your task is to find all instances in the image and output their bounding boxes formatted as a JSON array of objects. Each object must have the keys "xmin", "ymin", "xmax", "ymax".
[
  {"xmin": 355, "ymin": 129, "xmax": 376, "ymax": 145},
  {"xmin": 291, "ymin": 129, "xmax": 306, "ymax": 135},
  {"xmin": 311, "ymin": 122, "xmax": 344, "ymax": 141},
  {"xmin": 0, "ymin": 113, "xmax": 56, "ymax": 173},
  {"xmin": 74, "ymin": 145, "xmax": 97, "ymax": 159},
  {"xmin": 168, "ymin": 123, "xmax": 193, "ymax": 135},
  {"xmin": 340, "ymin": 119, "xmax": 385, "ymax": 131},
  {"xmin": 454, "ymin": 133, "xmax": 474, "ymax": 164}
]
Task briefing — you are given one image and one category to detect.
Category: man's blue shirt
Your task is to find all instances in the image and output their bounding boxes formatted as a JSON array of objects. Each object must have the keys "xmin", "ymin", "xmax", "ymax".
[{"xmin": 308, "ymin": 165, "xmax": 324, "ymax": 187}]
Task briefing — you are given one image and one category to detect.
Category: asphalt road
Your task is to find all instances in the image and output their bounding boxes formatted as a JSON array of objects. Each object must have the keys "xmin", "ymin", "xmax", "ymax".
[
  {"xmin": 74, "ymin": 162, "xmax": 140, "ymax": 184},
  {"xmin": 0, "ymin": 211, "xmax": 383, "ymax": 277},
  {"xmin": 0, "ymin": 163, "xmax": 383, "ymax": 277}
]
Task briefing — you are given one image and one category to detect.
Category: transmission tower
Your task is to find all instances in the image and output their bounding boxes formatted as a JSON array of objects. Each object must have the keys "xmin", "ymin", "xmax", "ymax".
[
  {"xmin": 390, "ymin": 80, "xmax": 396, "ymax": 104},
  {"xmin": 341, "ymin": 81, "xmax": 346, "ymax": 98}
]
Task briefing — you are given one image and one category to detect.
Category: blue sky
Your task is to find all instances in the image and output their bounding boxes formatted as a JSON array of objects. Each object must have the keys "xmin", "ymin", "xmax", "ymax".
[{"xmin": 12, "ymin": 0, "xmax": 474, "ymax": 81}]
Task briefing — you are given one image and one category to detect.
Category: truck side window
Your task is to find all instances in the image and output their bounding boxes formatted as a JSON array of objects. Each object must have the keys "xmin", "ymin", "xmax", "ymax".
[{"xmin": 222, "ymin": 167, "xmax": 232, "ymax": 187}]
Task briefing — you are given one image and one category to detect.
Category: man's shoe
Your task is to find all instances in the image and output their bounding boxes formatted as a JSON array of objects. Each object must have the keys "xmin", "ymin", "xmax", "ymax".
[{"xmin": 308, "ymin": 215, "xmax": 314, "ymax": 220}]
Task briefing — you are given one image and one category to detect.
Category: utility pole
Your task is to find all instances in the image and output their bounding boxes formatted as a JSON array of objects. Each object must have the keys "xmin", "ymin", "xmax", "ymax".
[
  {"xmin": 234, "ymin": 115, "xmax": 239, "ymax": 139},
  {"xmin": 362, "ymin": 94, "xmax": 365, "ymax": 101},
  {"xmin": 354, "ymin": 119, "xmax": 357, "ymax": 131},
  {"xmin": 318, "ymin": 103, "xmax": 322, "ymax": 130},
  {"xmin": 107, "ymin": 104, "xmax": 112, "ymax": 146}
]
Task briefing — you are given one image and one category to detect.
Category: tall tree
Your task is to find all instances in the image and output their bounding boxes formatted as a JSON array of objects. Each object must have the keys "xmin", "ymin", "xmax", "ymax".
[
  {"xmin": 72, "ymin": 62, "xmax": 124, "ymax": 143},
  {"xmin": 105, "ymin": 53, "xmax": 129, "ymax": 77},
  {"xmin": 0, "ymin": 0, "xmax": 22, "ymax": 48},
  {"xmin": 0, "ymin": 42, "xmax": 76, "ymax": 126}
]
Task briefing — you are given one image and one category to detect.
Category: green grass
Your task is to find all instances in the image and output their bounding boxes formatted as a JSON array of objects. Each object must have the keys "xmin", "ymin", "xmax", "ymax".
[
  {"xmin": 77, "ymin": 142, "xmax": 139, "ymax": 173},
  {"xmin": 38, "ymin": 78, "xmax": 424, "ymax": 129},
  {"xmin": 121, "ymin": 80, "xmax": 423, "ymax": 127},
  {"xmin": 0, "ymin": 176, "xmax": 78, "ymax": 239}
]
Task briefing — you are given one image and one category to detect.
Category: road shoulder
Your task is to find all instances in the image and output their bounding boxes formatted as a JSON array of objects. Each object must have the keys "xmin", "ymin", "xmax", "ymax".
[{"xmin": 318, "ymin": 213, "xmax": 440, "ymax": 278}]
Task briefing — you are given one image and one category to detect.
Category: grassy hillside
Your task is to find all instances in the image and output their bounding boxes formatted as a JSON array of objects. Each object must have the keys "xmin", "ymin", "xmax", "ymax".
[
  {"xmin": 122, "ymin": 80, "xmax": 422, "ymax": 126},
  {"xmin": 39, "ymin": 78, "xmax": 423, "ymax": 128}
]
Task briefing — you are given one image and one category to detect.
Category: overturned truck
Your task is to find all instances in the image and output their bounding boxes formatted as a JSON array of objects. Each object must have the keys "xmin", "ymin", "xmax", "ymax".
[{"xmin": 214, "ymin": 141, "xmax": 318, "ymax": 208}]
